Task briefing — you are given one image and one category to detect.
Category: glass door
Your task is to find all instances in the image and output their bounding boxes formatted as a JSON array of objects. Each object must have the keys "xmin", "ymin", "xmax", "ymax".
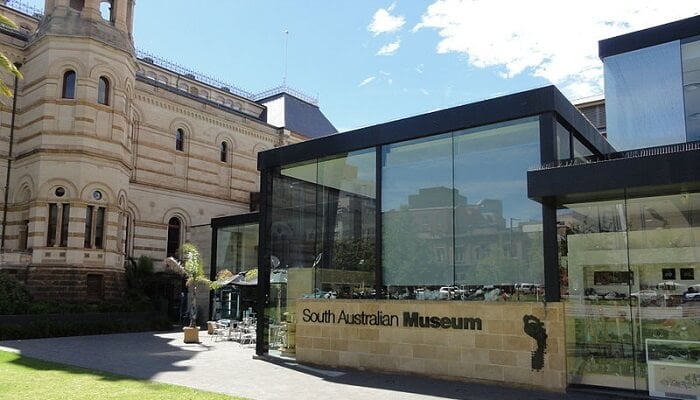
[
  {"xmin": 560, "ymin": 199, "xmax": 637, "ymax": 390},
  {"xmin": 561, "ymin": 194, "xmax": 700, "ymax": 394}
]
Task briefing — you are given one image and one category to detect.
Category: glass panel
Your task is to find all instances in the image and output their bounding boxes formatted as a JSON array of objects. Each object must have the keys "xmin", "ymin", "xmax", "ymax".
[
  {"xmin": 62, "ymin": 71, "xmax": 75, "ymax": 99},
  {"xmin": 604, "ymin": 41, "xmax": 686, "ymax": 150},
  {"xmin": 216, "ymin": 223, "xmax": 258, "ymax": 274},
  {"xmin": 454, "ymin": 117, "xmax": 542, "ymax": 301},
  {"xmin": 84, "ymin": 205, "xmax": 93, "ymax": 248},
  {"xmin": 572, "ymin": 136, "xmax": 593, "ymax": 161},
  {"xmin": 268, "ymin": 161, "xmax": 319, "ymax": 349},
  {"xmin": 47, "ymin": 203, "xmax": 57, "ymax": 247},
  {"xmin": 94, "ymin": 207, "xmax": 105, "ymax": 249},
  {"xmin": 682, "ymin": 38, "xmax": 700, "ymax": 141},
  {"xmin": 559, "ymin": 200, "xmax": 635, "ymax": 390},
  {"xmin": 60, "ymin": 204, "xmax": 70, "ymax": 247},
  {"xmin": 213, "ymin": 222, "xmax": 258, "ymax": 321},
  {"xmin": 556, "ymin": 121, "xmax": 571, "ymax": 160},
  {"xmin": 382, "ymin": 133, "xmax": 453, "ymax": 294},
  {"xmin": 98, "ymin": 77, "xmax": 109, "ymax": 105},
  {"xmin": 561, "ymin": 193, "xmax": 700, "ymax": 392},
  {"xmin": 316, "ymin": 150, "xmax": 376, "ymax": 300},
  {"xmin": 625, "ymin": 193, "xmax": 700, "ymax": 392}
]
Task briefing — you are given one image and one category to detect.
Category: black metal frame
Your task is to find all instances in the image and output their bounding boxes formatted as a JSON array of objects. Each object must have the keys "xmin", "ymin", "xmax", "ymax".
[
  {"xmin": 258, "ymin": 86, "xmax": 613, "ymax": 171},
  {"xmin": 254, "ymin": 85, "xmax": 612, "ymax": 354},
  {"xmin": 599, "ymin": 15, "xmax": 700, "ymax": 59},
  {"xmin": 208, "ymin": 212, "xmax": 259, "ymax": 323}
]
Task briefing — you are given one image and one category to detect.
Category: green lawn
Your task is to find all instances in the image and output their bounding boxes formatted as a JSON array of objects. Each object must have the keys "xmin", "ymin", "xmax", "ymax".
[{"xmin": 0, "ymin": 350, "xmax": 247, "ymax": 400}]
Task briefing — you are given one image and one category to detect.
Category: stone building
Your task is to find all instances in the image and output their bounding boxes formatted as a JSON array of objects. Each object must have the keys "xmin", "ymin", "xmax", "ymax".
[{"xmin": 0, "ymin": 0, "xmax": 335, "ymax": 302}]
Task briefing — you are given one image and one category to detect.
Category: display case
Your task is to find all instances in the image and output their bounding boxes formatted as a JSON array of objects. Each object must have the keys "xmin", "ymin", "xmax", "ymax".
[{"xmin": 646, "ymin": 339, "xmax": 700, "ymax": 400}]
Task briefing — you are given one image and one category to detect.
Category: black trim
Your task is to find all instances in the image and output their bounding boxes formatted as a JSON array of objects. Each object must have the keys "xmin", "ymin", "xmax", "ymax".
[
  {"xmin": 255, "ymin": 171, "xmax": 272, "ymax": 356},
  {"xmin": 541, "ymin": 197, "xmax": 560, "ymax": 302},
  {"xmin": 210, "ymin": 212, "xmax": 259, "ymax": 228},
  {"xmin": 375, "ymin": 147, "xmax": 383, "ymax": 299},
  {"xmin": 258, "ymin": 86, "xmax": 613, "ymax": 170},
  {"xmin": 208, "ymin": 224, "xmax": 218, "ymax": 320},
  {"xmin": 599, "ymin": 14, "xmax": 700, "ymax": 59},
  {"xmin": 528, "ymin": 148, "xmax": 700, "ymax": 204}
]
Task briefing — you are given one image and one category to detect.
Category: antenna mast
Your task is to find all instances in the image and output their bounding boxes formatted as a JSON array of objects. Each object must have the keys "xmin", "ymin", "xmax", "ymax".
[{"xmin": 283, "ymin": 30, "xmax": 289, "ymax": 86}]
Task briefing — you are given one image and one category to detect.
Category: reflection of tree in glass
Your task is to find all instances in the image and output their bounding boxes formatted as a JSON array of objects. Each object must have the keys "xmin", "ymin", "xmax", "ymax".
[
  {"xmin": 332, "ymin": 238, "xmax": 375, "ymax": 272},
  {"xmin": 383, "ymin": 208, "xmax": 446, "ymax": 285}
]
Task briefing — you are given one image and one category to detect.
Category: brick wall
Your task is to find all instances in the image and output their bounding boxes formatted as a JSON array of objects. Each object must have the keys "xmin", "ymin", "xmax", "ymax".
[{"xmin": 295, "ymin": 300, "xmax": 565, "ymax": 391}]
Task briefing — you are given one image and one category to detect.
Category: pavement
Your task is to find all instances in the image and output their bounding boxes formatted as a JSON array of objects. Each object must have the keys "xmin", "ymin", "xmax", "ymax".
[{"xmin": 0, "ymin": 330, "xmax": 643, "ymax": 400}]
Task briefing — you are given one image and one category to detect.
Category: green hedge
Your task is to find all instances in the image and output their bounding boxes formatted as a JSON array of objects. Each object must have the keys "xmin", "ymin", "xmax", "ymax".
[
  {"xmin": 0, "ymin": 315, "xmax": 173, "ymax": 340},
  {"xmin": 0, "ymin": 273, "xmax": 32, "ymax": 314}
]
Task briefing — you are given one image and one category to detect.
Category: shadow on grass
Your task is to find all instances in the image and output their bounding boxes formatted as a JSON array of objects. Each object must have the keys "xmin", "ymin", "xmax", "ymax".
[{"xmin": 0, "ymin": 330, "xmax": 213, "ymax": 381}]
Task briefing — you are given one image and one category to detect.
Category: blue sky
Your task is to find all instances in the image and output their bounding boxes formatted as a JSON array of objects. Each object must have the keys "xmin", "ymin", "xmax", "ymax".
[{"xmin": 21, "ymin": 1, "xmax": 700, "ymax": 132}]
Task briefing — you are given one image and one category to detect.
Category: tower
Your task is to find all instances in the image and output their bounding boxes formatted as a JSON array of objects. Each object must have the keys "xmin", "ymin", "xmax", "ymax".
[{"xmin": 5, "ymin": 0, "xmax": 138, "ymax": 300}]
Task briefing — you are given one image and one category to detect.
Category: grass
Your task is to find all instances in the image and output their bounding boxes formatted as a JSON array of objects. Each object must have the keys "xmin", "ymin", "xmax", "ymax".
[{"xmin": 0, "ymin": 350, "xmax": 247, "ymax": 400}]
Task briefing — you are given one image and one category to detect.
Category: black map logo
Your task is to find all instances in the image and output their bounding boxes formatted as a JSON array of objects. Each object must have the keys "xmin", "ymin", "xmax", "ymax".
[{"xmin": 523, "ymin": 315, "xmax": 547, "ymax": 371}]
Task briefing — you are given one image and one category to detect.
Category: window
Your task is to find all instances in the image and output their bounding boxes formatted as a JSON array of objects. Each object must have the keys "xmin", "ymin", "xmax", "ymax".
[
  {"xmin": 167, "ymin": 217, "xmax": 181, "ymax": 258},
  {"xmin": 98, "ymin": 76, "xmax": 110, "ymax": 105},
  {"xmin": 47, "ymin": 203, "xmax": 70, "ymax": 247},
  {"xmin": 84, "ymin": 206, "xmax": 106, "ymax": 249},
  {"xmin": 220, "ymin": 142, "xmax": 227, "ymax": 162},
  {"xmin": 99, "ymin": 0, "xmax": 113, "ymax": 22},
  {"xmin": 86, "ymin": 274, "xmax": 104, "ymax": 300},
  {"xmin": 62, "ymin": 70, "xmax": 76, "ymax": 99},
  {"xmin": 175, "ymin": 128, "xmax": 185, "ymax": 151}
]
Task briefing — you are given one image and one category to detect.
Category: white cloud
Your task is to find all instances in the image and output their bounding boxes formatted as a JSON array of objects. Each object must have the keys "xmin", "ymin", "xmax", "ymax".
[
  {"xmin": 415, "ymin": 64, "xmax": 424, "ymax": 74},
  {"xmin": 377, "ymin": 39, "xmax": 401, "ymax": 56},
  {"xmin": 368, "ymin": 3, "xmax": 406, "ymax": 35},
  {"xmin": 358, "ymin": 76, "xmax": 376, "ymax": 87},
  {"xmin": 413, "ymin": 0, "xmax": 699, "ymax": 99}
]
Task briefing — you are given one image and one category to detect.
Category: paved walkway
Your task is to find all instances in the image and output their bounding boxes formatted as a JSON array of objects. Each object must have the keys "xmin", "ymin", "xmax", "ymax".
[{"xmin": 1, "ymin": 330, "xmax": 641, "ymax": 400}]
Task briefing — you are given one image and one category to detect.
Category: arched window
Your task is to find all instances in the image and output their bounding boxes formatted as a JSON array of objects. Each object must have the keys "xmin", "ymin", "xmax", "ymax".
[
  {"xmin": 220, "ymin": 142, "xmax": 227, "ymax": 162},
  {"xmin": 62, "ymin": 70, "xmax": 76, "ymax": 99},
  {"xmin": 166, "ymin": 217, "xmax": 181, "ymax": 258},
  {"xmin": 175, "ymin": 128, "xmax": 185, "ymax": 151},
  {"xmin": 99, "ymin": 0, "xmax": 114, "ymax": 22},
  {"xmin": 97, "ymin": 76, "xmax": 110, "ymax": 105}
]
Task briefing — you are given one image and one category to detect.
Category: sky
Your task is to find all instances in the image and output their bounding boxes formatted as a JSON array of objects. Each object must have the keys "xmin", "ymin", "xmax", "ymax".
[{"xmin": 20, "ymin": 1, "xmax": 700, "ymax": 132}]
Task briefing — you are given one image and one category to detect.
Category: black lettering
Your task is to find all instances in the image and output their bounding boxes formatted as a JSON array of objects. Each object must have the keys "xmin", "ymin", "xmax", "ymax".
[
  {"xmin": 441, "ymin": 317, "xmax": 451, "ymax": 328},
  {"xmin": 403, "ymin": 312, "xmax": 419, "ymax": 327},
  {"xmin": 302, "ymin": 308, "xmax": 312, "ymax": 322},
  {"xmin": 464, "ymin": 318, "xmax": 482, "ymax": 330},
  {"xmin": 430, "ymin": 316, "xmax": 441, "ymax": 328}
]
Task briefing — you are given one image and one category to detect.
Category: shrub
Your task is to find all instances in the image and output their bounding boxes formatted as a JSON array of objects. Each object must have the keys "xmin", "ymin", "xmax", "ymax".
[
  {"xmin": 0, "ymin": 315, "xmax": 172, "ymax": 340},
  {"xmin": 0, "ymin": 273, "xmax": 32, "ymax": 314}
]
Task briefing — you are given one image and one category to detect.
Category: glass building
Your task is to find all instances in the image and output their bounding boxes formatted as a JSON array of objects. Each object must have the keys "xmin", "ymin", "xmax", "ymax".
[{"xmin": 208, "ymin": 14, "xmax": 700, "ymax": 397}]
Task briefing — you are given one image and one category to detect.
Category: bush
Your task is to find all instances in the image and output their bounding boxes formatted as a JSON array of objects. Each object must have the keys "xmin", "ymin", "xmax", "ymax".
[
  {"xmin": 0, "ymin": 273, "xmax": 32, "ymax": 314},
  {"xmin": 0, "ymin": 315, "xmax": 173, "ymax": 340}
]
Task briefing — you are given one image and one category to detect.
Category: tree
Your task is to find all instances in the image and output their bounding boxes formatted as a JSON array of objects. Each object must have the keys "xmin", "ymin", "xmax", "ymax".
[
  {"xmin": 180, "ymin": 243, "xmax": 211, "ymax": 327},
  {"xmin": 0, "ymin": 15, "xmax": 23, "ymax": 98}
]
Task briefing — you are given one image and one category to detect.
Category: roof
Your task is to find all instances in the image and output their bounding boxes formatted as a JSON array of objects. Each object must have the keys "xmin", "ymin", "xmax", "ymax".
[
  {"xmin": 599, "ymin": 14, "xmax": 700, "ymax": 59},
  {"xmin": 258, "ymin": 85, "xmax": 613, "ymax": 171},
  {"xmin": 259, "ymin": 93, "xmax": 337, "ymax": 139}
]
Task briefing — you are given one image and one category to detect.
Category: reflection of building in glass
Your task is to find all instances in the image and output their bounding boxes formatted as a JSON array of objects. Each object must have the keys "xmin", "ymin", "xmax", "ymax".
[{"xmin": 207, "ymin": 13, "xmax": 700, "ymax": 398}]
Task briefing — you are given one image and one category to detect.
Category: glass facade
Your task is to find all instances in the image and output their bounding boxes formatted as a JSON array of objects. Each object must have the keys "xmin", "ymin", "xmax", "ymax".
[
  {"xmin": 683, "ymin": 38, "xmax": 700, "ymax": 141},
  {"xmin": 559, "ymin": 194, "xmax": 700, "ymax": 391},
  {"xmin": 605, "ymin": 41, "xmax": 686, "ymax": 150},
  {"xmin": 212, "ymin": 222, "xmax": 259, "ymax": 320},
  {"xmin": 382, "ymin": 117, "xmax": 543, "ymax": 300},
  {"xmin": 265, "ymin": 149, "xmax": 377, "ymax": 339}
]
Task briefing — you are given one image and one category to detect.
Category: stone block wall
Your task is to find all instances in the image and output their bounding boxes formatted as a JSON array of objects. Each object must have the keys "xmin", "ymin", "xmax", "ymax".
[{"xmin": 295, "ymin": 300, "xmax": 565, "ymax": 391}]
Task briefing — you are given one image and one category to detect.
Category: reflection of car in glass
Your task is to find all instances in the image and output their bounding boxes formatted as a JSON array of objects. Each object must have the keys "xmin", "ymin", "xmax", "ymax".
[
  {"xmin": 683, "ymin": 284, "xmax": 700, "ymax": 302},
  {"xmin": 303, "ymin": 289, "xmax": 337, "ymax": 299},
  {"xmin": 439, "ymin": 286, "xmax": 463, "ymax": 300},
  {"xmin": 631, "ymin": 289, "xmax": 668, "ymax": 305}
]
